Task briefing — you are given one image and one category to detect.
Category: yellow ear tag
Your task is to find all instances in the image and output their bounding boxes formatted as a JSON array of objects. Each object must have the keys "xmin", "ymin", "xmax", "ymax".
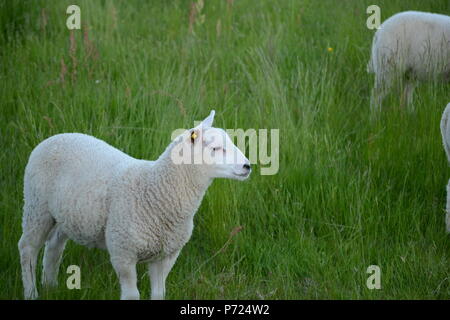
[{"xmin": 191, "ymin": 131, "xmax": 198, "ymax": 142}]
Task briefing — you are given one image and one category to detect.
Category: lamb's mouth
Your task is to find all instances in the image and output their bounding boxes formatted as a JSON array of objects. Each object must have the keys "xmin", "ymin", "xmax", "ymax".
[{"xmin": 234, "ymin": 171, "xmax": 251, "ymax": 177}]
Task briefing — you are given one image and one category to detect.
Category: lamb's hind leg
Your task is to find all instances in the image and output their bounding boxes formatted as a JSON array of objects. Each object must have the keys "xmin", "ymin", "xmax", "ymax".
[
  {"xmin": 42, "ymin": 225, "xmax": 68, "ymax": 287},
  {"xmin": 400, "ymin": 81, "xmax": 417, "ymax": 111},
  {"xmin": 446, "ymin": 181, "xmax": 450, "ymax": 233},
  {"xmin": 148, "ymin": 250, "xmax": 180, "ymax": 300},
  {"xmin": 18, "ymin": 205, "xmax": 54, "ymax": 300},
  {"xmin": 370, "ymin": 72, "xmax": 393, "ymax": 113}
]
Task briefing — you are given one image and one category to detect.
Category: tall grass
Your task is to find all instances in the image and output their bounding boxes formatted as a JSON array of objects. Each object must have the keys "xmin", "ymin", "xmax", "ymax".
[{"xmin": 1, "ymin": 0, "xmax": 449, "ymax": 299}]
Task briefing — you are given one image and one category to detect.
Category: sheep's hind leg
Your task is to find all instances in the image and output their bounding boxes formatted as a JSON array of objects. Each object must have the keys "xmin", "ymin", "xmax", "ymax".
[
  {"xmin": 446, "ymin": 181, "xmax": 450, "ymax": 233},
  {"xmin": 400, "ymin": 81, "xmax": 416, "ymax": 111},
  {"xmin": 111, "ymin": 257, "xmax": 140, "ymax": 300},
  {"xmin": 404, "ymin": 82, "xmax": 416, "ymax": 111},
  {"xmin": 42, "ymin": 225, "xmax": 68, "ymax": 287},
  {"xmin": 18, "ymin": 207, "xmax": 55, "ymax": 300},
  {"xmin": 148, "ymin": 250, "xmax": 180, "ymax": 300},
  {"xmin": 370, "ymin": 73, "xmax": 393, "ymax": 113}
]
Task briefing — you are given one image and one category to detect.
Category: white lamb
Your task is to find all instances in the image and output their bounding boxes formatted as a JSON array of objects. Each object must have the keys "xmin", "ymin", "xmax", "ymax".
[
  {"xmin": 18, "ymin": 110, "xmax": 251, "ymax": 300},
  {"xmin": 440, "ymin": 103, "xmax": 450, "ymax": 233},
  {"xmin": 368, "ymin": 11, "xmax": 450, "ymax": 111}
]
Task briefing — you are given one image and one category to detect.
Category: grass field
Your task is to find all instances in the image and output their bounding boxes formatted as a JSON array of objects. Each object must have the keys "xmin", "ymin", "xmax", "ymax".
[{"xmin": 1, "ymin": 0, "xmax": 450, "ymax": 300}]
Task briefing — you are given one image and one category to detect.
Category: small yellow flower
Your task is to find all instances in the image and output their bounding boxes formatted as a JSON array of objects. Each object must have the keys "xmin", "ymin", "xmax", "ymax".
[{"xmin": 327, "ymin": 47, "xmax": 333, "ymax": 53}]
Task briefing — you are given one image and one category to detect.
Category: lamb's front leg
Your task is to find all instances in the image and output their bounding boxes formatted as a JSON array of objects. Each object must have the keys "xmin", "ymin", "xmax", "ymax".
[
  {"xmin": 148, "ymin": 250, "xmax": 180, "ymax": 300},
  {"xmin": 111, "ymin": 257, "xmax": 140, "ymax": 300}
]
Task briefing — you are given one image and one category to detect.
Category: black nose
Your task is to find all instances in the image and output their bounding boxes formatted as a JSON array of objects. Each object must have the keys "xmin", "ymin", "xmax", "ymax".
[{"xmin": 243, "ymin": 164, "xmax": 251, "ymax": 170}]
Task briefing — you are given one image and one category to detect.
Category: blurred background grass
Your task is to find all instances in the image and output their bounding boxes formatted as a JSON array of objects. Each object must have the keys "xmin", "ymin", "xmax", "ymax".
[{"xmin": 1, "ymin": 0, "xmax": 450, "ymax": 299}]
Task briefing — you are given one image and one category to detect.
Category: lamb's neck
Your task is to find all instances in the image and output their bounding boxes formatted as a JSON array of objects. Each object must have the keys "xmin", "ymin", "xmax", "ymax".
[{"xmin": 143, "ymin": 149, "xmax": 212, "ymax": 222}]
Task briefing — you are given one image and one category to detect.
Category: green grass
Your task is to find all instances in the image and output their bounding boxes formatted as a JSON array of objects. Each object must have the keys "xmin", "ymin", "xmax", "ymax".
[{"xmin": 1, "ymin": 0, "xmax": 450, "ymax": 299}]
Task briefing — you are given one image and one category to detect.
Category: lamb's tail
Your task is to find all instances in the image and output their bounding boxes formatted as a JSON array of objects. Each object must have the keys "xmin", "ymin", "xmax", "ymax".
[{"xmin": 440, "ymin": 103, "xmax": 450, "ymax": 163}]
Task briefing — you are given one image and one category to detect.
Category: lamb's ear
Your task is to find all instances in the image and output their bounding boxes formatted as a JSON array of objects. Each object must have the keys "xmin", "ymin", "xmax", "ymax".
[{"xmin": 200, "ymin": 110, "xmax": 215, "ymax": 128}]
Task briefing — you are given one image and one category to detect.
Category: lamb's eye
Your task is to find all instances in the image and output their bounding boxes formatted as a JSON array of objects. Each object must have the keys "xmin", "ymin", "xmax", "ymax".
[{"xmin": 213, "ymin": 147, "xmax": 222, "ymax": 152}]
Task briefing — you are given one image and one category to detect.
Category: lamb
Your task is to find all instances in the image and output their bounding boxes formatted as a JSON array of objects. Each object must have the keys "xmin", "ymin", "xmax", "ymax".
[
  {"xmin": 440, "ymin": 103, "xmax": 450, "ymax": 233},
  {"xmin": 368, "ymin": 11, "xmax": 450, "ymax": 111},
  {"xmin": 18, "ymin": 110, "xmax": 251, "ymax": 300}
]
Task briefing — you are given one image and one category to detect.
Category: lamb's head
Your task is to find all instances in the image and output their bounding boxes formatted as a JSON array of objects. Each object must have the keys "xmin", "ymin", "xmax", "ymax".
[{"xmin": 170, "ymin": 110, "xmax": 251, "ymax": 181}]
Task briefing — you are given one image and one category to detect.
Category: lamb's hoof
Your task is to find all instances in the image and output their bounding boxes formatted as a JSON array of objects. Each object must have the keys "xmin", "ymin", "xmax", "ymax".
[
  {"xmin": 120, "ymin": 291, "xmax": 140, "ymax": 300},
  {"xmin": 24, "ymin": 289, "xmax": 39, "ymax": 300}
]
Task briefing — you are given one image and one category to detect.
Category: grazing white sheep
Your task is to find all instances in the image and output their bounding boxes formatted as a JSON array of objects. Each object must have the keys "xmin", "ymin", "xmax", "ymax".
[
  {"xmin": 440, "ymin": 103, "xmax": 450, "ymax": 233},
  {"xmin": 368, "ymin": 11, "xmax": 450, "ymax": 111},
  {"xmin": 18, "ymin": 110, "xmax": 251, "ymax": 300}
]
